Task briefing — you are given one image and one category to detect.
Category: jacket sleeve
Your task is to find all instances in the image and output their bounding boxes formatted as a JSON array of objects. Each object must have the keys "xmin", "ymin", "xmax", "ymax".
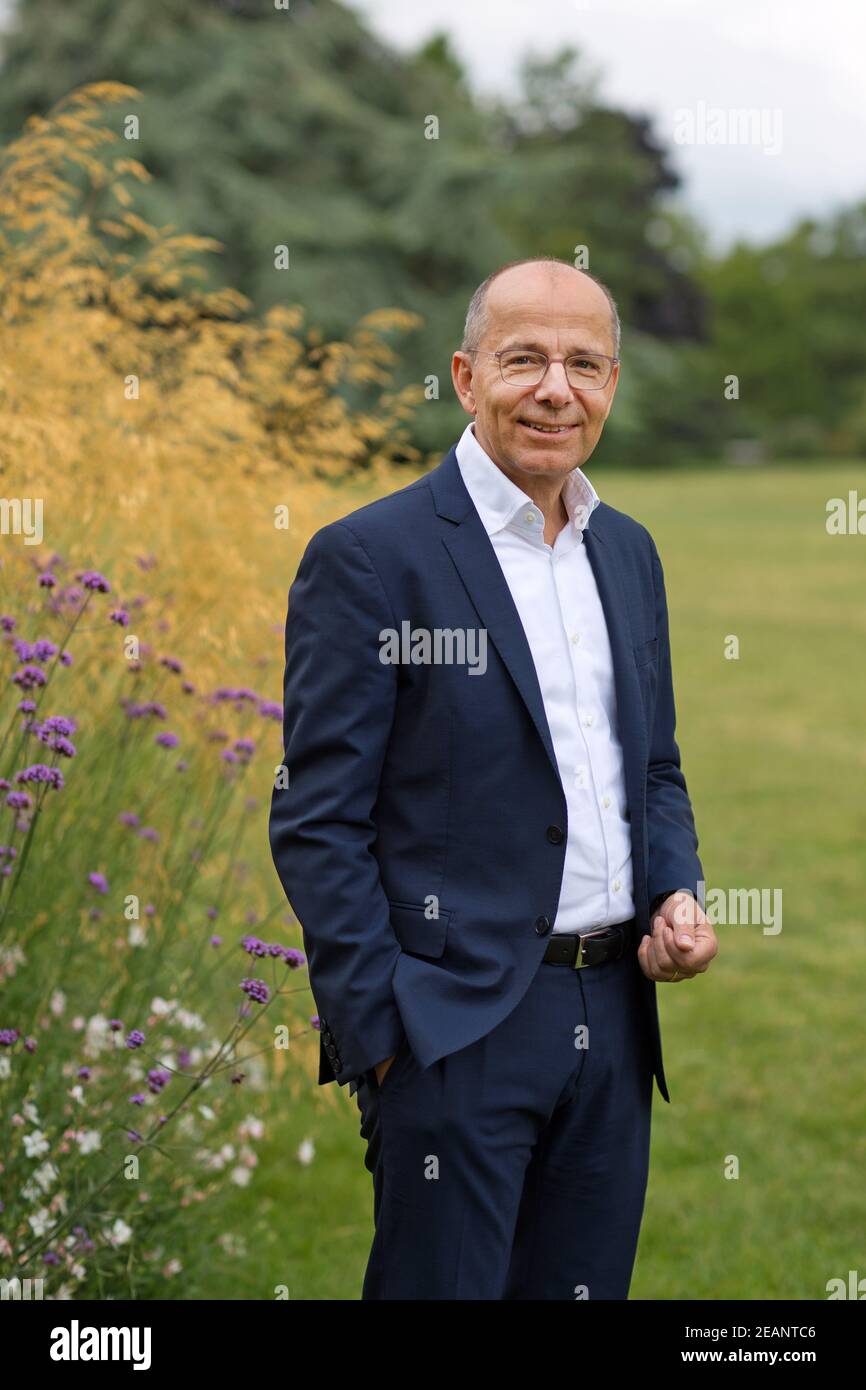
[
  {"xmin": 268, "ymin": 520, "xmax": 406, "ymax": 1084},
  {"xmin": 644, "ymin": 534, "xmax": 704, "ymax": 908}
]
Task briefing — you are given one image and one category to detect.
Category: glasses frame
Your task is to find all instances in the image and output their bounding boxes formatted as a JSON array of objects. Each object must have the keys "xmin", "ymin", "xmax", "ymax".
[{"xmin": 464, "ymin": 347, "xmax": 620, "ymax": 391}]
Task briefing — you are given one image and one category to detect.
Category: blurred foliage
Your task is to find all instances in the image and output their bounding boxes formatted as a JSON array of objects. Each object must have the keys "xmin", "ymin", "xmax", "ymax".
[{"xmin": 0, "ymin": 0, "xmax": 862, "ymax": 466}]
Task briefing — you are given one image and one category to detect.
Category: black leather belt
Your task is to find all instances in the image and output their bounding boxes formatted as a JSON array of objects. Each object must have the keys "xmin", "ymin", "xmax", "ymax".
[{"xmin": 542, "ymin": 920, "xmax": 634, "ymax": 969}]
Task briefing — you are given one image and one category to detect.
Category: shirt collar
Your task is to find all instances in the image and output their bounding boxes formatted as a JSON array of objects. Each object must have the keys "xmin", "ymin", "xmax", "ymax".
[{"xmin": 454, "ymin": 421, "xmax": 600, "ymax": 539}]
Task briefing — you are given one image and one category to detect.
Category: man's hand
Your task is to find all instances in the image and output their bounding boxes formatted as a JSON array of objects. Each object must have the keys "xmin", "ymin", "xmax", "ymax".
[
  {"xmin": 374, "ymin": 1054, "xmax": 396, "ymax": 1085},
  {"xmin": 638, "ymin": 890, "xmax": 718, "ymax": 982}
]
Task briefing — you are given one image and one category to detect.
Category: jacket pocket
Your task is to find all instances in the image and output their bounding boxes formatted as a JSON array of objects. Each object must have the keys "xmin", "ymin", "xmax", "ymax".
[
  {"xmin": 633, "ymin": 635, "xmax": 659, "ymax": 668},
  {"xmin": 388, "ymin": 900, "xmax": 451, "ymax": 959}
]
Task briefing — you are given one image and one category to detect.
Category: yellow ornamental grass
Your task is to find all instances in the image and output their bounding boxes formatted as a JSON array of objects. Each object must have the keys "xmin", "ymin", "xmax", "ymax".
[{"xmin": 0, "ymin": 81, "xmax": 427, "ymax": 677}]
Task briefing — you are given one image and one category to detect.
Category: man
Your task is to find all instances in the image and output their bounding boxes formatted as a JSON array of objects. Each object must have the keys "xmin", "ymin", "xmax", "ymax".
[{"xmin": 269, "ymin": 257, "xmax": 718, "ymax": 1300}]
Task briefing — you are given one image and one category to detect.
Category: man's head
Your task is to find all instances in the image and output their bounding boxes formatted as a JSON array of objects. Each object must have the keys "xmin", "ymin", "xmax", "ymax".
[{"xmin": 452, "ymin": 258, "xmax": 621, "ymax": 485}]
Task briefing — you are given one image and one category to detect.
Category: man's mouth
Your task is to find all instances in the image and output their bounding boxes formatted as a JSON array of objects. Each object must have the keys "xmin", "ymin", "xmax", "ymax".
[{"xmin": 518, "ymin": 420, "xmax": 579, "ymax": 436}]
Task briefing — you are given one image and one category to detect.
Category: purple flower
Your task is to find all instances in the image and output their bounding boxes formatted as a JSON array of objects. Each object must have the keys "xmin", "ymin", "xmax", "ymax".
[
  {"xmin": 0, "ymin": 614, "xmax": 16, "ymax": 631},
  {"xmin": 147, "ymin": 1069, "xmax": 171, "ymax": 1094},
  {"xmin": 16, "ymin": 701, "xmax": 36, "ymax": 715},
  {"xmin": 130, "ymin": 1093, "xmax": 146, "ymax": 1105},
  {"xmin": 0, "ymin": 1028, "xmax": 20, "ymax": 1046},
  {"xmin": 284, "ymin": 947, "xmax": 305, "ymax": 969},
  {"xmin": 160, "ymin": 656, "xmax": 183, "ymax": 673},
  {"xmin": 155, "ymin": 731, "xmax": 179, "ymax": 748},
  {"xmin": 240, "ymin": 978, "xmax": 269, "ymax": 1004},
  {"xmin": 125, "ymin": 1029, "xmax": 145, "ymax": 1049},
  {"xmin": 6, "ymin": 791, "xmax": 32, "ymax": 811},
  {"xmin": 221, "ymin": 749, "xmax": 239, "ymax": 764},
  {"xmin": 38, "ymin": 572, "xmax": 57, "ymax": 589},
  {"xmin": 210, "ymin": 934, "xmax": 222, "ymax": 947},
  {"xmin": 138, "ymin": 827, "xmax": 159, "ymax": 842},
  {"xmin": 43, "ymin": 1251, "xmax": 60, "ymax": 1265},
  {"xmin": 12, "ymin": 665, "xmax": 47, "ymax": 690},
  {"xmin": 118, "ymin": 812, "xmax": 140, "ymax": 828},
  {"xmin": 258, "ymin": 701, "xmax": 282, "ymax": 721},
  {"xmin": 109, "ymin": 1018, "xmax": 123, "ymax": 1031},
  {"xmin": 40, "ymin": 715, "xmax": 76, "ymax": 736},
  {"xmin": 87, "ymin": 872, "xmax": 109, "ymax": 894},
  {"xmin": 14, "ymin": 764, "xmax": 64, "ymax": 790},
  {"xmin": 78, "ymin": 570, "xmax": 111, "ymax": 593},
  {"xmin": 234, "ymin": 738, "xmax": 255, "ymax": 758},
  {"xmin": 24, "ymin": 1037, "xmax": 37, "ymax": 1053},
  {"xmin": 241, "ymin": 934, "xmax": 268, "ymax": 957},
  {"xmin": 109, "ymin": 609, "xmax": 129, "ymax": 626},
  {"xmin": 77, "ymin": 1066, "xmax": 91, "ymax": 1080}
]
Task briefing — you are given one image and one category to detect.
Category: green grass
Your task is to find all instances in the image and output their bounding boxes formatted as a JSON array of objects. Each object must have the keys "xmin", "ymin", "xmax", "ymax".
[{"xmin": 213, "ymin": 461, "xmax": 866, "ymax": 1301}]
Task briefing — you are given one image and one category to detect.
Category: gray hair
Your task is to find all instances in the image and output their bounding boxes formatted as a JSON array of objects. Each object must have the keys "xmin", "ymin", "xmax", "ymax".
[{"xmin": 460, "ymin": 256, "xmax": 621, "ymax": 359}]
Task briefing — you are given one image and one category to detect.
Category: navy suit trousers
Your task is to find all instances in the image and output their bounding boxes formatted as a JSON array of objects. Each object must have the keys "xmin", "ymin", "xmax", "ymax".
[{"xmin": 354, "ymin": 942, "xmax": 655, "ymax": 1300}]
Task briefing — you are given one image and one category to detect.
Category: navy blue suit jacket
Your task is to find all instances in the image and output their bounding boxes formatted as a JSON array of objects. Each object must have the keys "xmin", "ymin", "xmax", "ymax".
[{"xmin": 268, "ymin": 444, "xmax": 703, "ymax": 1103}]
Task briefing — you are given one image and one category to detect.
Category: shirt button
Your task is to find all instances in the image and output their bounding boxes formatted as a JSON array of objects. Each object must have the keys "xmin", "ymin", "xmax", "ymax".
[
  {"xmin": 526, "ymin": 510, "xmax": 537, "ymax": 523},
  {"xmin": 583, "ymin": 713, "xmax": 594, "ymax": 727},
  {"xmin": 612, "ymin": 879, "xmax": 621, "ymax": 893},
  {"xmin": 571, "ymin": 633, "xmax": 580, "ymax": 645},
  {"xmin": 602, "ymin": 795, "xmax": 611, "ymax": 809}
]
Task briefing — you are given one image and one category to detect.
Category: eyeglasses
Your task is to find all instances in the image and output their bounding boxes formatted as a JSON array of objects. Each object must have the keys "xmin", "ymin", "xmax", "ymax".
[{"xmin": 466, "ymin": 348, "xmax": 619, "ymax": 391}]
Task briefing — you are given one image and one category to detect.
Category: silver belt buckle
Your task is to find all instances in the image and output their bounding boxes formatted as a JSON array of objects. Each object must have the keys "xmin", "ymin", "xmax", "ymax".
[{"xmin": 573, "ymin": 926, "xmax": 612, "ymax": 970}]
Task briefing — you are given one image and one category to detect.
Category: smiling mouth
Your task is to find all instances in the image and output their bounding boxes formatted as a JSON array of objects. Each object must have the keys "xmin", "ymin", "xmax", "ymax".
[{"xmin": 519, "ymin": 420, "xmax": 580, "ymax": 436}]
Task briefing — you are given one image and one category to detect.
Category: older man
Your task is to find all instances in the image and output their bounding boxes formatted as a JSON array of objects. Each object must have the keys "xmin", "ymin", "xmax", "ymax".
[{"xmin": 269, "ymin": 257, "xmax": 718, "ymax": 1299}]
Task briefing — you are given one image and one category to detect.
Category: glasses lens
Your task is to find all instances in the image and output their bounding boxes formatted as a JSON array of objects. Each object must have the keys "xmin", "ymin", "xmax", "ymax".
[
  {"xmin": 499, "ymin": 351, "xmax": 547, "ymax": 384},
  {"xmin": 566, "ymin": 355, "xmax": 610, "ymax": 389}
]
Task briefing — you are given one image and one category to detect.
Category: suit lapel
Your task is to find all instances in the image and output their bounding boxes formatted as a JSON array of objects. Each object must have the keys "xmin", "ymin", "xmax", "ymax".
[{"xmin": 429, "ymin": 446, "xmax": 649, "ymax": 885}]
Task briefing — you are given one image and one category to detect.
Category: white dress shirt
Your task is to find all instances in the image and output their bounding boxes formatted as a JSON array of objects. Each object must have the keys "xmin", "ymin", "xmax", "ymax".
[{"xmin": 455, "ymin": 422, "xmax": 635, "ymax": 934}]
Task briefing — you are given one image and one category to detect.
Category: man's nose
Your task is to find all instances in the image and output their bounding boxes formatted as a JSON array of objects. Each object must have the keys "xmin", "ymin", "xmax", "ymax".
[{"xmin": 535, "ymin": 361, "xmax": 574, "ymax": 405}]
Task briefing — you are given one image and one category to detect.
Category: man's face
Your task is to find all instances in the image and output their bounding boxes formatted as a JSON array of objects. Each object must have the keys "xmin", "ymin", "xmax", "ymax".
[{"xmin": 451, "ymin": 265, "xmax": 620, "ymax": 485}]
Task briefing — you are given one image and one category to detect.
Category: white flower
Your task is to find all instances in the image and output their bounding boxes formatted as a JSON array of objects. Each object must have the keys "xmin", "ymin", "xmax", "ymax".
[
  {"xmin": 28, "ymin": 1208, "xmax": 53, "ymax": 1237},
  {"xmin": 151, "ymin": 997, "xmax": 177, "ymax": 1018},
  {"xmin": 68, "ymin": 1085, "xmax": 86, "ymax": 1104},
  {"xmin": 34, "ymin": 1161, "xmax": 59, "ymax": 1192},
  {"xmin": 76, "ymin": 1129, "xmax": 101, "ymax": 1154},
  {"xmin": 163, "ymin": 1258, "xmax": 182, "ymax": 1277},
  {"xmin": 198, "ymin": 1104, "xmax": 215, "ymax": 1122},
  {"xmin": 22, "ymin": 1179, "xmax": 41, "ymax": 1201},
  {"xmin": 297, "ymin": 1138, "xmax": 315, "ymax": 1166},
  {"xmin": 230, "ymin": 1166, "xmax": 251, "ymax": 1187},
  {"xmin": 0, "ymin": 1056, "xmax": 10, "ymax": 1081},
  {"xmin": 50, "ymin": 989, "xmax": 66, "ymax": 1016},
  {"xmin": 23, "ymin": 1129, "xmax": 50, "ymax": 1158},
  {"xmin": 71, "ymin": 1263, "xmax": 86, "ymax": 1281},
  {"xmin": 106, "ymin": 1218, "xmax": 133, "ymax": 1246},
  {"xmin": 128, "ymin": 924, "xmax": 146, "ymax": 947},
  {"xmin": 84, "ymin": 1014, "xmax": 113, "ymax": 1059},
  {"xmin": 240, "ymin": 1115, "xmax": 264, "ymax": 1141},
  {"xmin": 176, "ymin": 1009, "xmax": 205, "ymax": 1032},
  {"xmin": 220, "ymin": 1143, "xmax": 236, "ymax": 1161},
  {"xmin": 23, "ymin": 1101, "xmax": 40, "ymax": 1124}
]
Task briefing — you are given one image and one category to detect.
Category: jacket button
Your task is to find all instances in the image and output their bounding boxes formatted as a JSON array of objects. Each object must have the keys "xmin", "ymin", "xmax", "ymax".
[
  {"xmin": 546, "ymin": 825, "xmax": 563, "ymax": 844},
  {"xmin": 326, "ymin": 1043, "xmax": 337, "ymax": 1058},
  {"xmin": 535, "ymin": 915, "xmax": 551, "ymax": 935},
  {"xmin": 322, "ymin": 1031, "xmax": 332, "ymax": 1043}
]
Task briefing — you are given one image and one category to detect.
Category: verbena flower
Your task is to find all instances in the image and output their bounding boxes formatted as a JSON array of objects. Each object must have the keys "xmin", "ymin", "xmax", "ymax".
[
  {"xmin": 240, "ymin": 978, "xmax": 269, "ymax": 1004},
  {"xmin": 78, "ymin": 570, "xmax": 111, "ymax": 593},
  {"xmin": 125, "ymin": 1029, "xmax": 145, "ymax": 1049}
]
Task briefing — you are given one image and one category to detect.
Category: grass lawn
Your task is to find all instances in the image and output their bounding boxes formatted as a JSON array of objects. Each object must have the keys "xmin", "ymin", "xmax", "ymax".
[{"xmin": 220, "ymin": 461, "xmax": 865, "ymax": 1301}]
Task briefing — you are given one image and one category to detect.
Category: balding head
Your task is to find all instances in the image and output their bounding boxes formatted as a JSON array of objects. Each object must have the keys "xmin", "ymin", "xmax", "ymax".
[{"xmin": 461, "ymin": 258, "xmax": 620, "ymax": 358}]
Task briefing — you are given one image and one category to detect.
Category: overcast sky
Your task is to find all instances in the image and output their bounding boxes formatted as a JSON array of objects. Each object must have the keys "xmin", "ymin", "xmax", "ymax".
[{"xmin": 348, "ymin": 0, "xmax": 866, "ymax": 251}]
